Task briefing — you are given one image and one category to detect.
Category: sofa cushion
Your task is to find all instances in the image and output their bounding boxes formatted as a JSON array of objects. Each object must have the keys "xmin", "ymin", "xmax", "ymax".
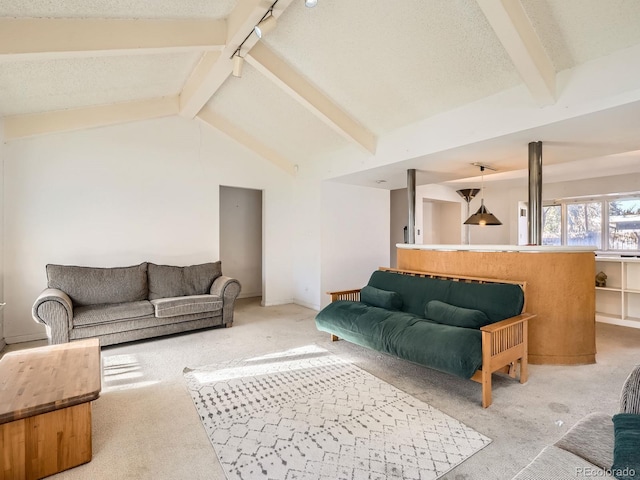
[
  {"xmin": 315, "ymin": 300, "xmax": 482, "ymax": 378},
  {"xmin": 612, "ymin": 413, "xmax": 640, "ymax": 479},
  {"xmin": 367, "ymin": 270, "xmax": 451, "ymax": 318},
  {"xmin": 555, "ymin": 412, "xmax": 614, "ymax": 470},
  {"xmin": 73, "ymin": 301, "xmax": 154, "ymax": 327},
  {"xmin": 447, "ymin": 280, "xmax": 524, "ymax": 324},
  {"xmin": 366, "ymin": 270, "xmax": 525, "ymax": 324},
  {"xmin": 47, "ymin": 263, "xmax": 148, "ymax": 307},
  {"xmin": 148, "ymin": 262, "xmax": 222, "ymax": 300},
  {"xmin": 425, "ymin": 300, "xmax": 490, "ymax": 329},
  {"xmin": 151, "ymin": 295, "xmax": 222, "ymax": 318},
  {"xmin": 360, "ymin": 286, "xmax": 403, "ymax": 310}
]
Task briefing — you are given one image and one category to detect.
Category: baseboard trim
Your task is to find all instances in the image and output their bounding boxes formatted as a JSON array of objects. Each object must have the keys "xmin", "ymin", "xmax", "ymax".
[
  {"xmin": 596, "ymin": 315, "xmax": 640, "ymax": 329},
  {"xmin": 5, "ymin": 332, "xmax": 48, "ymax": 344},
  {"xmin": 238, "ymin": 292, "xmax": 262, "ymax": 299},
  {"xmin": 261, "ymin": 299, "xmax": 294, "ymax": 307},
  {"xmin": 293, "ymin": 299, "xmax": 320, "ymax": 311}
]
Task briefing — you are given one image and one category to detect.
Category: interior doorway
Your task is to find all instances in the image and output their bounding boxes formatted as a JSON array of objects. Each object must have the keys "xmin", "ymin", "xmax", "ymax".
[
  {"xmin": 422, "ymin": 199, "xmax": 461, "ymax": 244},
  {"xmin": 219, "ymin": 186, "xmax": 263, "ymax": 300}
]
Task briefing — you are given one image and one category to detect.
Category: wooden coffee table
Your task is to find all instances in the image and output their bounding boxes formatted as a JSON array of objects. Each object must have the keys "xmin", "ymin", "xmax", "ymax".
[{"xmin": 0, "ymin": 338, "xmax": 101, "ymax": 480}]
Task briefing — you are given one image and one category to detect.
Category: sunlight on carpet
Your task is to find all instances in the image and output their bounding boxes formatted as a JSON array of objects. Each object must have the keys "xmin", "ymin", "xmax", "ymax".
[
  {"xmin": 102, "ymin": 353, "xmax": 160, "ymax": 392},
  {"xmin": 184, "ymin": 346, "xmax": 491, "ymax": 480}
]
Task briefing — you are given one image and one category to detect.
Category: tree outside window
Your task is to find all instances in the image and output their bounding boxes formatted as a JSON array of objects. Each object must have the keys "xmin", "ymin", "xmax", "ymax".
[
  {"xmin": 542, "ymin": 205, "xmax": 561, "ymax": 245},
  {"xmin": 567, "ymin": 202, "xmax": 601, "ymax": 248},
  {"xmin": 609, "ymin": 199, "xmax": 640, "ymax": 250}
]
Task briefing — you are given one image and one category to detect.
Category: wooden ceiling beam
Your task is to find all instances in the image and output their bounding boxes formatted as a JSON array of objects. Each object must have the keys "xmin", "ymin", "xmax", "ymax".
[
  {"xmin": 179, "ymin": 0, "xmax": 295, "ymax": 119},
  {"xmin": 3, "ymin": 97, "xmax": 178, "ymax": 140},
  {"xmin": 0, "ymin": 18, "xmax": 226, "ymax": 60},
  {"xmin": 198, "ymin": 108, "xmax": 296, "ymax": 175},
  {"xmin": 476, "ymin": 0, "xmax": 556, "ymax": 106},
  {"xmin": 247, "ymin": 42, "xmax": 377, "ymax": 154}
]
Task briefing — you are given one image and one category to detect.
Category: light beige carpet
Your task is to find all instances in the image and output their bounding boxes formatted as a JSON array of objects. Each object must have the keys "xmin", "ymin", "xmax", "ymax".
[
  {"xmin": 3, "ymin": 298, "xmax": 639, "ymax": 480},
  {"xmin": 184, "ymin": 348, "xmax": 491, "ymax": 480}
]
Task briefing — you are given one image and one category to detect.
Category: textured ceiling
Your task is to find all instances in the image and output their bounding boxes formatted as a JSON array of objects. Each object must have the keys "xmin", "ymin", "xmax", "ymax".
[
  {"xmin": 1, "ymin": 0, "xmax": 640, "ymax": 186},
  {"xmin": 205, "ymin": 63, "xmax": 353, "ymax": 162},
  {"xmin": 0, "ymin": 53, "xmax": 201, "ymax": 116},
  {"xmin": 521, "ymin": 0, "xmax": 640, "ymax": 72},
  {"xmin": 0, "ymin": 0, "xmax": 237, "ymax": 19},
  {"xmin": 265, "ymin": 0, "xmax": 521, "ymax": 134}
]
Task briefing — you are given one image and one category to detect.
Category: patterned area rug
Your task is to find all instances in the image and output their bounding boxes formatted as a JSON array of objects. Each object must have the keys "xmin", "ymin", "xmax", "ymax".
[{"xmin": 183, "ymin": 346, "xmax": 491, "ymax": 480}]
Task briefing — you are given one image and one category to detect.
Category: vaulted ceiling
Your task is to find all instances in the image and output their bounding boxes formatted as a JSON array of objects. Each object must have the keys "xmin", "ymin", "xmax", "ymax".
[{"xmin": 2, "ymin": 0, "xmax": 640, "ymax": 187}]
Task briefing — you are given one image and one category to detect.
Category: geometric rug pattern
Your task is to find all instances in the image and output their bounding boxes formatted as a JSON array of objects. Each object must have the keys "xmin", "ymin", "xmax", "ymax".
[{"xmin": 184, "ymin": 346, "xmax": 491, "ymax": 480}]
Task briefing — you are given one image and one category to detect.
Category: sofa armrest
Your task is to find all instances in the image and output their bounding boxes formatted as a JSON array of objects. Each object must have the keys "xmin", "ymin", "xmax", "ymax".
[
  {"xmin": 620, "ymin": 364, "xmax": 640, "ymax": 414},
  {"xmin": 327, "ymin": 289, "xmax": 361, "ymax": 302},
  {"xmin": 210, "ymin": 276, "xmax": 241, "ymax": 325},
  {"xmin": 32, "ymin": 288, "xmax": 74, "ymax": 344}
]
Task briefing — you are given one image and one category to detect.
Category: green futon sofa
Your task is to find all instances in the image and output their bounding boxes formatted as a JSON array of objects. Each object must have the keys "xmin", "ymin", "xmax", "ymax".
[{"xmin": 315, "ymin": 268, "xmax": 535, "ymax": 407}]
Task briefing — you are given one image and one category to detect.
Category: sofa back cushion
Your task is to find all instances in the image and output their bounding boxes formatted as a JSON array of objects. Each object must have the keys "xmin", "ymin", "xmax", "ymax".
[
  {"xmin": 360, "ymin": 285, "xmax": 403, "ymax": 310},
  {"xmin": 366, "ymin": 270, "xmax": 525, "ymax": 324},
  {"xmin": 148, "ymin": 262, "xmax": 222, "ymax": 300},
  {"xmin": 425, "ymin": 300, "xmax": 490, "ymax": 329},
  {"xmin": 367, "ymin": 270, "xmax": 451, "ymax": 318},
  {"xmin": 46, "ymin": 263, "xmax": 148, "ymax": 306},
  {"xmin": 447, "ymin": 280, "xmax": 524, "ymax": 323}
]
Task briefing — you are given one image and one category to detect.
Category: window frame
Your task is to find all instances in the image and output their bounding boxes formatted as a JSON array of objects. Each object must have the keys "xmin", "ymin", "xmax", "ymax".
[{"xmin": 542, "ymin": 193, "xmax": 640, "ymax": 253}]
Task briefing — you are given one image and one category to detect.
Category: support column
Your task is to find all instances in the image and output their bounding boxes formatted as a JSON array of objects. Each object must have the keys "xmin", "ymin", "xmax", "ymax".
[
  {"xmin": 407, "ymin": 169, "xmax": 416, "ymax": 244},
  {"xmin": 528, "ymin": 141, "xmax": 543, "ymax": 245}
]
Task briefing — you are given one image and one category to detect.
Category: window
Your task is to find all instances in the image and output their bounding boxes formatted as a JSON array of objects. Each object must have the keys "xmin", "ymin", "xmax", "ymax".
[
  {"xmin": 567, "ymin": 202, "xmax": 602, "ymax": 248},
  {"xmin": 541, "ymin": 195, "xmax": 640, "ymax": 252},
  {"xmin": 542, "ymin": 205, "xmax": 561, "ymax": 246},
  {"xmin": 609, "ymin": 199, "xmax": 640, "ymax": 250}
]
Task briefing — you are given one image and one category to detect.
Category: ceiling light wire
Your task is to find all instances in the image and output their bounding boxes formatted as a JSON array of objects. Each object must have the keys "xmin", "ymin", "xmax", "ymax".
[{"xmin": 464, "ymin": 165, "xmax": 502, "ymax": 226}]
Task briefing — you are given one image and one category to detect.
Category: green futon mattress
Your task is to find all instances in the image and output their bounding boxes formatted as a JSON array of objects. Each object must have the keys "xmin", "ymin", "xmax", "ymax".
[{"xmin": 315, "ymin": 300, "xmax": 483, "ymax": 379}]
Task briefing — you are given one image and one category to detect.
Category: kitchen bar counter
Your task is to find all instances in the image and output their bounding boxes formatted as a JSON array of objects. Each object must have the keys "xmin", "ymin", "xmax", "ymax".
[{"xmin": 397, "ymin": 244, "xmax": 596, "ymax": 365}]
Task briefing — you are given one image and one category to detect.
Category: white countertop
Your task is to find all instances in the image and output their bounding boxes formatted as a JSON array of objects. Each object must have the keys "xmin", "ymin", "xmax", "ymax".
[{"xmin": 396, "ymin": 244, "xmax": 597, "ymax": 253}]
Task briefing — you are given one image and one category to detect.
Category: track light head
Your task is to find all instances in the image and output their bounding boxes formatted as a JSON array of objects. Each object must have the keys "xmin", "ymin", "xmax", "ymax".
[
  {"xmin": 254, "ymin": 14, "xmax": 277, "ymax": 38},
  {"xmin": 232, "ymin": 54, "xmax": 244, "ymax": 78}
]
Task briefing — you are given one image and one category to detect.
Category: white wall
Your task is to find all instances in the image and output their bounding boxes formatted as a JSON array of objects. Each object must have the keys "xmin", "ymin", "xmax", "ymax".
[
  {"xmin": 3, "ymin": 116, "xmax": 294, "ymax": 343},
  {"xmin": 320, "ymin": 182, "xmax": 389, "ymax": 309},
  {"xmin": 0, "ymin": 120, "xmax": 4, "ymax": 351},
  {"xmin": 220, "ymin": 186, "xmax": 262, "ymax": 299},
  {"xmin": 439, "ymin": 201, "xmax": 462, "ymax": 243},
  {"xmin": 291, "ymin": 175, "xmax": 322, "ymax": 310}
]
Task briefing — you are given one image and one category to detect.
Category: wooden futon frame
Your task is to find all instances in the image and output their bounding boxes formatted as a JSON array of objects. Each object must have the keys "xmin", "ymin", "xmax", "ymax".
[{"xmin": 327, "ymin": 267, "xmax": 535, "ymax": 408}]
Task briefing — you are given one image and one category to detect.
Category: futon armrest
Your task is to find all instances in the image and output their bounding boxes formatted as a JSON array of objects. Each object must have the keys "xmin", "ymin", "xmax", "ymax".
[
  {"xmin": 327, "ymin": 289, "xmax": 361, "ymax": 302},
  {"xmin": 480, "ymin": 313, "xmax": 535, "ymax": 333},
  {"xmin": 32, "ymin": 288, "xmax": 74, "ymax": 344}
]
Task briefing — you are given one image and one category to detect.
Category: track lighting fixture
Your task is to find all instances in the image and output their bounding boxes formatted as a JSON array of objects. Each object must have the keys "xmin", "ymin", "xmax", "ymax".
[
  {"xmin": 464, "ymin": 165, "xmax": 502, "ymax": 226},
  {"xmin": 232, "ymin": 52, "xmax": 244, "ymax": 78},
  {"xmin": 254, "ymin": 11, "xmax": 277, "ymax": 38},
  {"xmin": 305, "ymin": 0, "xmax": 318, "ymax": 7},
  {"xmin": 230, "ymin": 1, "xmax": 279, "ymax": 79}
]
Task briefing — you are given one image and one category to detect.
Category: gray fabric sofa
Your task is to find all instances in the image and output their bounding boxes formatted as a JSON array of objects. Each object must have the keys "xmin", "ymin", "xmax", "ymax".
[
  {"xmin": 32, "ymin": 261, "xmax": 241, "ymax": 346},
  {"xmin": 512, "ymin": 365, "xmax": 640, "ymax": 479}
]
